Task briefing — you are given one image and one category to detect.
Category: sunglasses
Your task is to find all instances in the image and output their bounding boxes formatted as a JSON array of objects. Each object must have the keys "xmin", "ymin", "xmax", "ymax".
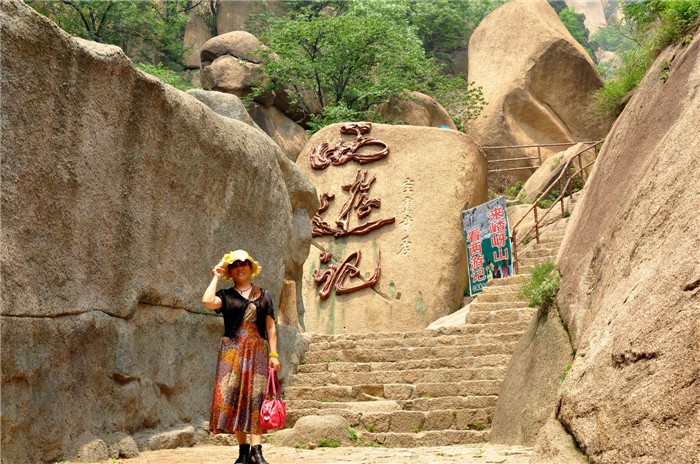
[{"xmin": 229, "ymin": 260, "xmax": 251, "ymax": 269}]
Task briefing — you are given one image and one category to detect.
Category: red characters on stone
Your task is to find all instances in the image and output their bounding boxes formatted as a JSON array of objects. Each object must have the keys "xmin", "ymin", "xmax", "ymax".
[{"xmin": 313, "ymin": 250, "xmax": 382, "ymax": 300}]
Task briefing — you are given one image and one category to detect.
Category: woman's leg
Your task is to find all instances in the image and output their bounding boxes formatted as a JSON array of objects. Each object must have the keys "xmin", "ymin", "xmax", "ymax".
[
  {"xmin": 234, "ymin": 432, "xmax": 250, "ymax": 464},
  {"xmin": 236, "ymin": 431, "xmax": 248, "ymax": 444},
  {"xmin": 249, "ymin": 434, "xmax": 268, "ymax": 464}
]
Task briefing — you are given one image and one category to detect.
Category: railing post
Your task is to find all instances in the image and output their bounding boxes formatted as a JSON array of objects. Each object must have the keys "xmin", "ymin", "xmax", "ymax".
[
  {"xmin": 533, "ymin": 204, "xmax": 540, "ymax": 244},
  {"xmin": 511, "ymin": 229, "xmax": 519, "ymax": 275},
  {"xmin": 578, "ymin": 152, "xmax": 585, "ymax": 185},
  {"xmin": 560, "ymin": 176, "xmax": 565, "ymax": 218},
  {"xmin": 537, "ymin": 146, "xmax": 542, "ymax": 167}
]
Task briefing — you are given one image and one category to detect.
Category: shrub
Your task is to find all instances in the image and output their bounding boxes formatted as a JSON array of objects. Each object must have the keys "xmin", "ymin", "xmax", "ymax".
[
  {"xmin": 518, "ymin": 261, "xmax": 561, "ymax": 308},
  {"xmin": 595, "ymin": 0, "xmax": 700, "ymax": 117},
  {"xmin": 136, "ymin": 63, "xmax": 193, "ymax": 91},
  {"xmin": 318, "ymin": 438, "xmax": 342, "ymax": 448}
]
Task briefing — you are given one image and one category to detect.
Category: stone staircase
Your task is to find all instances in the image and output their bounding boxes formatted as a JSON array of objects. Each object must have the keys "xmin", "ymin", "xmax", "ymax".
[{"xmin": 282, "ymin": 212, "xmax": 572, "ymax": 447}]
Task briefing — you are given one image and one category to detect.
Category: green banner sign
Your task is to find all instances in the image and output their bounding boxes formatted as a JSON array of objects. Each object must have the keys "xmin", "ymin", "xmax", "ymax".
[{"xmin": 462, "ymin": 196, "xmax": 513, "ymax": 296}]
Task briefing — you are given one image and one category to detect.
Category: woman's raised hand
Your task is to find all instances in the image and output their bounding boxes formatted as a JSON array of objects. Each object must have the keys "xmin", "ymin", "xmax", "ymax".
[{"xmin": 212, "ymin": 264, "xmax": 225, "ymax": 278}]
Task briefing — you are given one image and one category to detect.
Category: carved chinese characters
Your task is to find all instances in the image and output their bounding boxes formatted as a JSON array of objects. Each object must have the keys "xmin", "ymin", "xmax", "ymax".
[
  {"xmin": 398, "ymin": 178, "xmax": 415, "ymax": 256},
  {"xmin": 312, "ymin": 250, "xmax": 382, "ymax": 300},
  {"xmin": 312, "ymin": 170, "xmax": 396, "ymax": 238},
  {"xmin": 309, "ymin": 123, "xmax": 389, "ymax": 170},
  {"xmin": 300, "ymin": 122, "xmax": 488, "ymax": 333},
  {"xmin": 310, "ymin": 124, "xmax": 391, "ymax": 300}
]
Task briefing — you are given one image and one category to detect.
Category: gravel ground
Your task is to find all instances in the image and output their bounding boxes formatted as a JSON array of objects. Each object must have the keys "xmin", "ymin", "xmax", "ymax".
[{"xmin": 96, "ymin": 444, "xmax": 533, "ymax": 464}]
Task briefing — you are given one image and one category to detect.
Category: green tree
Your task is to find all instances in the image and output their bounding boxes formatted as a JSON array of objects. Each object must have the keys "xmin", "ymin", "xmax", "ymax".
[
  {"xmin": 253, "ymin": 1, "xmax": 485, "ymax": 131},
  {"xmin": 27, "ymin": 0, "xmax": 191, "ymax": 68},
  {"xmin": 558, "ymin": 7, "xmax": 596, "ymax": 60},
  {"xmin": 406, "ymin": 0, "xmax": 506, "ymax": 63}
]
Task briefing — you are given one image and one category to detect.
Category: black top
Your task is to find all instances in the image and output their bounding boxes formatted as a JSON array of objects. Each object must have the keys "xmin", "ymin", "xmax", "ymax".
[{"xmin": 215, "ymin": 286, "xmax": 275, "ymax": 340}]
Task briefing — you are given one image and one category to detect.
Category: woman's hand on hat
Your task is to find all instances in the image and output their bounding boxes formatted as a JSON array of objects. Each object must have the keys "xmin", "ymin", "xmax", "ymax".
[{"xmin": 212, "ymin": 265, "xmax": 225, "ymax": 279}]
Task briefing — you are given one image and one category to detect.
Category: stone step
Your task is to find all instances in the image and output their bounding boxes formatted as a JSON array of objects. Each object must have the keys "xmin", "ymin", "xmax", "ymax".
[
  {"xmin": 310, "ymin": 327, "xmax": 464, "ymax": 343},
  {"xmin": 519, "ymin": 256, "xmax": 558, "ymax": 269},
  {"xmin": 469, "ymin": 301, "xmax": 530, "ymax": 312},
  {"xmin": 290, "ymin": 367, "xmax": 506, "ymax": 388},
  {"xmin": 298, "ymin": 352, "xmax": 517, "ymax": 374},
  {"xmin": 286, "ymin": 395, "xmax": 499, "ymax": 413},
  {"xmin": 357, "ymin": 429, "xmax": 490, "ymax": 447},
  {"xmin": 306, "ymin": 332, "xmax": 510, "ymax": 351},
  {"xmin": 285, "ymin": 380, "xmax": 503, "ymax": 402},
  {"xmin": 286, "ymin": 407, "xmax": 492, "ymax": 433},
  {"xmin": 466, "ymin": 308, "xmax": 536, "ymax": 325},
  {"xmin": 522, "ymin": 233, "xmax": 565, "ymax": 246},
  {"xmin": 462, "ymin": 320, "xmax": 532, "ymax": 335},
  {"xmin": 480, "ymin": 284, "xmax": 523, "ymax": 295},
  {"xmin": 519, "ymin": 247, "xmax": 558, "ymax": 259},
  {"xmin": 476, "ymin": 290, "xmax": 528, "ymax": 303},
  {"xmin": 483, "ymin": 275, "xmax": 529, "ymax": 286},
  {"xmin": 303, "ymin": 340, "xmax": 519, "ymax": 364}
]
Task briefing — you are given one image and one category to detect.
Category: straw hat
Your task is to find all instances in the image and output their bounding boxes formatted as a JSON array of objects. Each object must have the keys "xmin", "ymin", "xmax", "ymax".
[{"xmin": 218, "ymin": 250, "xmax": 261, "ymax": 280}]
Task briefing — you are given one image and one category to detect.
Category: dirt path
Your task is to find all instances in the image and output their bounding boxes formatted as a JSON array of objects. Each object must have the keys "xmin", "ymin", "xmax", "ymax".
[{"xmin": 98, "ymin": 444, "xmax": 533, "ymax": 464}]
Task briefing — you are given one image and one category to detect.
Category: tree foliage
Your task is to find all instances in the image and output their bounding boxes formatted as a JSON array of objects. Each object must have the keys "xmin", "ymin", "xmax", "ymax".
[
  {"xmin": 405, "ymin": 0, "xmax": 506, "ymax": 62},
  {"xmin": 27, "ymin": 0, "xmax": 192, "ymax": 68},
  {"xmin": 253, "ymin": 0, "xmax": 486, "ymax": 131},
  {"xmin": 594, "ymin": 0, "xmax": 700, "ymax": 116}
]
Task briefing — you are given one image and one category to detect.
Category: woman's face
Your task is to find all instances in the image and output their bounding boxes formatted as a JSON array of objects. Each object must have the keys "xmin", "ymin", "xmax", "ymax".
[{"xmin": 229, "ymin": 260, "xmax": 252, "ymax": 283}]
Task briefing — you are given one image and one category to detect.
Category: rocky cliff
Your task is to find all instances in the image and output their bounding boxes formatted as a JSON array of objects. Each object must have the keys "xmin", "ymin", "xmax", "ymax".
[
  {"xmin": 495, "ymin": 20, "xmax": 700, "ymax": 464},
  {"xmin": 0, "ymin": 1, "xmax": 317, "ymax": 462}
]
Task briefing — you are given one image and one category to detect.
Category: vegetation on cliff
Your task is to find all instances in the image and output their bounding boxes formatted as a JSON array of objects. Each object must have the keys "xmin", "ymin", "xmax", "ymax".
[
  {"xmin": 593, "ymin": 0, "xmax": 700, "ymax": 116},
  {"xmin": 26, "ymin": 0, "xmax": 192, "ymax": 70}
]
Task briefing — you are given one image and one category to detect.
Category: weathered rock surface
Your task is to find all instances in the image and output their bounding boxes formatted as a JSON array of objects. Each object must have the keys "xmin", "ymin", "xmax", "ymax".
[
  {"xmin": 215, "ymin": 0, "xmax": 284, "ymax": 35},
  {"xmin": 200, "ymin": 31, "xmax": 273, "ymax": 104},
  {"xmin": 187, "ymin": 89, "xmax": 261, "ymax": 129},
  {"xmin": 271, "ymin": 415, "xmax": 354, "ymax": 448},
  {"xmin": 297, "ymin": 123, "xmax": 487, "ymax": 333},
  {"xmin": 466, "ymin": 0, "xmax": 611, "ymax": 175},
  {"xmin": 0, "ymin": 1, "xmax": 317, "ymax": 462},
  {"xmin": 520, "ymin": 142, "xmax": 597, "ymax": 203},
  {"xmin": 529, "ymin": 418, "xmax": 588, "ymax": 464},
  {"xmin": 490, "ymin": 303, "xmax": 573, "ymax": 446},
  {"xmin": 183, "ymin": 9, "xmax": 212, "ymax": 69},
  {"xmin": 376, "ymin": 91, "xmax": 457, "ymax": 130},
  {"xmin": 531, "ymin": 25, "xmax": 700, "ymax": 464},
  {"xmin": 246, "ymin": 102, "xmax": 309, "ymax": 161}
]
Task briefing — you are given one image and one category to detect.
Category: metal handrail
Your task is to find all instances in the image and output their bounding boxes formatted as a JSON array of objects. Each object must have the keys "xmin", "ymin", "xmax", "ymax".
[
  {"xmin": 511, "ymin": 140, "xmax": 604, "ymax": 274},
  {"xmin": 483, "ymin": 141, "xmax": 601, "ymax": 174}
]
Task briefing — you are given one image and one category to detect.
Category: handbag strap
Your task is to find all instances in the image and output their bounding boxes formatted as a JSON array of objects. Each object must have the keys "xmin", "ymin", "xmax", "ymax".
[{"xmin": 265, "ymin": 368, "xmax": 280, "ymax": 399}]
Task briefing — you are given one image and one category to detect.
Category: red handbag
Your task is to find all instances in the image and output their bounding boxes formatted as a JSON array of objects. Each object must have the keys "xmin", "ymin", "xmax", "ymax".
[{"xmin": 260, "ymin": 369, "xmax": 286, "ymax": 431}]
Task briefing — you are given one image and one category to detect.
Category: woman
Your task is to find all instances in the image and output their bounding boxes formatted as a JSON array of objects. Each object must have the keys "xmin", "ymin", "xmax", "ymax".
[{"xmin": 202, "ymin": 249, "xmax": 280, "ymax": 464}]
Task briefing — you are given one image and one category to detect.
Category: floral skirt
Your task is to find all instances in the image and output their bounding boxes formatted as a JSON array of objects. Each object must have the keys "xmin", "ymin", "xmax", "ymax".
[{"xmin": 209, "ymin": 322, "xmax": 269, "ymax": 434}]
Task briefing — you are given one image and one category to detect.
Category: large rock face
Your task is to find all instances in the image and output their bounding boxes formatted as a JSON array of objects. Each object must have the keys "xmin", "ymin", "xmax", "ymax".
[
  {"xmin": 490, "ymin": 304, "xmax": 573, "ymax": 446},
  {"xmin": 187, "ymin": 89, "xmax": 261, "ymax": 129},
  {"xmin": 183, "ymin": 9, "xmax": 212, "ymax": 69},
  {"xmin": 375, "ymin": 91, "xmax": 457, "ymax": 130},
  {"xmin": 0, "ymin": 1, "xmax": 317, "ymax": 462},
  {"xmin": 531, "ymin": 26, "xmax": 700, "ymax": 464},
  {"xmin": 246, "ymin": 102, "xmax": 309, "ymax": 161},
  {"xmin": 296, "ymin": 123, "xmax": 487, "ymax": 333},
  {"xmin": 200, "ymin": 31, "xmax": 269, "ymax": 102},
  {"xmin": 466, "ymin": 0, "xmax": 610, "ymax": 173},
  {"xmin": 215, "ymin": 0, "xmax": 283, "ymax": 35}
]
